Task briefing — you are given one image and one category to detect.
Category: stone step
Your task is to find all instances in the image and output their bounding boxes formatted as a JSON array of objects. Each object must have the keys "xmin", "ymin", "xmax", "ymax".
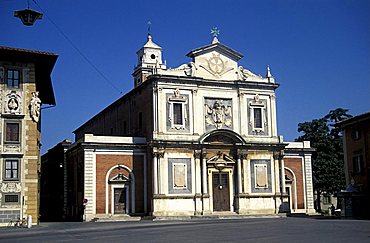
[{"xmin": 92, "ymin": 215, "xmax": 141, "ymax": 222}]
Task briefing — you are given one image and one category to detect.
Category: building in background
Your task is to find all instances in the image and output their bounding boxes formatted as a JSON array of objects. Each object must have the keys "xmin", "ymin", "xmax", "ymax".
[
  {"xmin": 336, "ymin": 112, "xmax": 370, "ymax": 218},
  {"xmin": 0, "ymin": 46, "xmax": 57, "ymax": 226},
  {"xmin": 42, "ymin": 35, "xmax": 315, "ymax": 221},
  {"xmin": 40, "ymin": 139, "xmax": 71, "ymax": 222}
]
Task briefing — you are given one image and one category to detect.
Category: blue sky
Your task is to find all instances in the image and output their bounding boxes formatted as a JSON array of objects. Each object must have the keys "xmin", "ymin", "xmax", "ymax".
[{"xmin": 1, "ymin": 0, "xmax": 369, "ymax": 153}]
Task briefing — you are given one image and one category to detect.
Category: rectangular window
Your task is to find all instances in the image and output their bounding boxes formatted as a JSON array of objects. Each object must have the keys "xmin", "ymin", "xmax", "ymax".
[
  {"xmin": 7, "ymin": 69, "xmax": 20, "ymax": 88},
  {"xmin": 254, "ymin": 107, "xmax": 262, "ymax": 129},
  {"xmin": 4, "ymin": 159, "xmax": 19, "ymax": 180},
  {"xmin": 351, "ymin": 129, "xmax": 360, "ymax": 140},
  {"xmin": 4, "ymin": 194, "xmax": 20, "ymax": 204},
  {"xmin": 353, "ymin": 155, "xmax": 363, "ymax": 174},
  {"xmin": 5, "ymin": 122, "xmax": 20, "ymax": 143},
  {"xmin": 173, "ymin": 103, "xmax": 183, "ymax": 125}
]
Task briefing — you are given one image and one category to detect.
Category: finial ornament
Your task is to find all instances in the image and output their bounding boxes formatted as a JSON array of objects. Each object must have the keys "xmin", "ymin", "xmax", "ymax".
[
  {"xmin": 147, "ymin": 21, "xmax": 152, "ymax": 35},
  {"xmin": 266, "ymin": 65, "xmax": 272, "ymax": 78},
  {"xmin": 211, "ymin": 27, "xmax": 220, "ymax": 37}
]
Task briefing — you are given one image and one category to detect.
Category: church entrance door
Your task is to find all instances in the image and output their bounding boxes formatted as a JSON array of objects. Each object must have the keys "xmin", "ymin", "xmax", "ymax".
[
  {"xmin": 114, "ymin": 188, "xmax": 127, "ymax": 214},
  {"xmin": 212, "ymin": 172, "xmax": 230, "ymax": 211}
]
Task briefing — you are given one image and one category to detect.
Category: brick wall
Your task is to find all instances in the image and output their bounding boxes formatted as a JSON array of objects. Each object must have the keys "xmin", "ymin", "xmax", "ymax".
[
  {"xmin": 95, "ymin": 154, "xmax": 144, "ymax": 214},
  {"xmin": 285, "ymin": 158, "xmax": 305, "ymax": 209}
]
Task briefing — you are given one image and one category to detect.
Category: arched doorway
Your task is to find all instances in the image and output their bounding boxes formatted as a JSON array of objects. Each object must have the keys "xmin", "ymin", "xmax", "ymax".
[
  {"xmin": 105, "ymin": 165, "xmax": 135, "ymax": 215},
  {"xmin": 285, "ymin": 168, "xmax": 297, "ymax": 213},
  {"xmin": 200, "ymin": 129, "xmax": 246, "ymax": 212}
]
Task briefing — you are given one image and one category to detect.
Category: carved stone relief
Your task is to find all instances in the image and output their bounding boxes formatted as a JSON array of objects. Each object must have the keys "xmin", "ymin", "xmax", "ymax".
[
  {"xmin": 205, "ymin": 98, "xmax": 232, "ymax": 131},
  {"xmin": 199, "ymin": 54, "xmax": 233, "ymax": 78},
  {"xmin": 175, "ymin": 62, "xmax": 197, "ymax": 77},
  {"xmin": 3, "ymin": 145, "xmax": 21, "ymax": 153},
  {"xmin": 29, "ymin": 91, "xmax": 41, "ymax": 123},
  {"xmin": 0, "ymin": 183, "xmax": 22, "ymax": 193},
  {"xmin": 237, "ymin": 66, "xmax": 260, "ymax": 80},
  {"xmin": 4, "ymin": 91, "xmax": 22, "ymax": 115}
]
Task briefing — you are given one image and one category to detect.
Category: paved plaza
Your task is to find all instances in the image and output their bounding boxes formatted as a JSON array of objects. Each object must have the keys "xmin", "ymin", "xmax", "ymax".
[{"xmin": 0, "ymin": 217, "xmax": 369, "ymax": 242}]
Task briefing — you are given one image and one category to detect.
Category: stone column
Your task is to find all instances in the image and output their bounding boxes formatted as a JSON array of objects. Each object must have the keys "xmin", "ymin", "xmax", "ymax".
[
  {"xmin": 280, "ymin": 152, "xmax": 286, "ymax": 194},
  {"xmin": 152, "ymin": 152, "xmax": 159, "ymax": 195},
  {"xmin": 194, "ymin": 150, "xmax": 202, "ymax": 194},
  {"xmin": 273, "ymin": 151, "xmax": 281, "ymax": 213},
  {"xmin": 237, "ymin": 157, "xmax": 242, "ymax": 194},
  {"xmin": 201, "ymin": 151, "xmax": 208, "ymax": 194},
  {"xmin": 236, "ymin": 151, "xmax": 246, "ymax": 194},
  {"xmin": 153, "ymin": 151, "xmax": 164, "ymax": 195},
  {"xmin": 201, "ymin": 150, "xmax": 211, "ymax": 214},
  {"xmin": 273, "ymin": 152, "xmax": 281, "ymax": 194},
  {"xmin": 194, "ymin": 150, "xmax": 202, "ymax": 215}
]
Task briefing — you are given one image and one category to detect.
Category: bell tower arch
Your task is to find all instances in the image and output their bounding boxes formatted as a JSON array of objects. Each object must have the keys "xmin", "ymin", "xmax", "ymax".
[{"xmin": 132, "ymin": 34, "xmax": 165, "ymax": 87}]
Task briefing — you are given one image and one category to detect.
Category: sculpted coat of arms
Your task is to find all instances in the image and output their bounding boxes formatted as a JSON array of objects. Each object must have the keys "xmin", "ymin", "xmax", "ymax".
[
  {"xmin": 4, "ymin": 91, "xmax": 21, "ymax": 114},
  {"xmin": 205, "ymin": 99, "xmax": 232, "ymax": 129}
]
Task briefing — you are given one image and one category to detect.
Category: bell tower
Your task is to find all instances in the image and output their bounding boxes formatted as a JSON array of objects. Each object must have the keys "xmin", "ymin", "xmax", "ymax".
[{"xmin": 133, "ymin": 34, "xmax": 165, "ymax": 87}]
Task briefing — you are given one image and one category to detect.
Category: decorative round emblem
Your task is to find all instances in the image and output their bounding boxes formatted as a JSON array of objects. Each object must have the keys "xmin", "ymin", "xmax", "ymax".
[{"xmin": 208, "ymin": 56, "xmax": 224, "ymax": 74}]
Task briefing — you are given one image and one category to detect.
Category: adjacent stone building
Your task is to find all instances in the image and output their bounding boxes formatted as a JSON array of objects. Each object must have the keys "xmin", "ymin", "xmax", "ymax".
[
  {"xmin": 0, "ymin": 46, "xmax": 57, "ymax": 225},
  {"xmin": 336, "ymin": 112, "xmax": 370, "ymax": 218},
  {"xmin": 42, "ymin": 35, "xmax": 315, "ymax": 221}
]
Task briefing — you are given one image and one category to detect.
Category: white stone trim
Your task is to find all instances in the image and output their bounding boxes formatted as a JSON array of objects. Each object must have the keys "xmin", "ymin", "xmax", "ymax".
[
  {"xmin": 105, "ymin": 164, "xmax": 135, "ymax": 214},
  {"xmin": 285, "ymin": 167, "xmax": 297, "ymax": 211},
  {"xmin": 303, "ymin": 154, "xmax": 314, "ymax": 212},
  {"xmin": 84, "ymin": 149, "xmax": 95, "ymax": 219}
]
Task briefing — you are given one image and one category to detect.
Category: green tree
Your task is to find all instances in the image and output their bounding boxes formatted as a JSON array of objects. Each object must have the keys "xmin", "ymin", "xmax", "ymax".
[{"xmin": 295, "ymin": 108, "xmax": 351, "ymax": 212}]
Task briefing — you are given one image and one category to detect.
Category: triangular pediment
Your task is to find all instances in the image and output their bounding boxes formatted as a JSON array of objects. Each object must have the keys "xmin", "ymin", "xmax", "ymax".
[
  {"xmin": 109, "ymin": 173, "xmax": 129, "ymax": 183},
  {"xmin": 186, "ymin": 42, "xmax": 243, "ymax": 61},
  {"xmin": 156, "ymin": 39, "xmax": 271, "ymax": 83}
]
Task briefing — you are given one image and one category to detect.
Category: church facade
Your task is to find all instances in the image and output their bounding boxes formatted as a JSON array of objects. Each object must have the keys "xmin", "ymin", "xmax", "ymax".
[{"xmin": 42, "ymin": 35, "xmax": 315, "ymax": 221}]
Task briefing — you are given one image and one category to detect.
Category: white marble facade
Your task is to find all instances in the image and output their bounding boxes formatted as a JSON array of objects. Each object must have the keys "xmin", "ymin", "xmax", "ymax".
[
  {"xmin": 71, "ymin": 35, "xmax": 315, "ymax": 220},
  {"xmin": 132, "ymin": 35, "xmax": 314, "ymax": 216}
]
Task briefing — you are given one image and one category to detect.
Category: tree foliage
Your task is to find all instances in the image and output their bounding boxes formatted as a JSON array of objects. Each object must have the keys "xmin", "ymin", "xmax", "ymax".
[{"xmin": 295, "ymin": 108, "xmax": 352, "ymax": 211}]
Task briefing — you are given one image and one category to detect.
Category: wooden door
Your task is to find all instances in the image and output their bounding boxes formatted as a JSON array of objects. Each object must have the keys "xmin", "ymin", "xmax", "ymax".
[
  {"xmin": 212, "ymin": 172, "xmax": 230, "ymax": 211},
  {"xmin": 114, "ymin": 188, "xmax": 126, "ymax": 214}
]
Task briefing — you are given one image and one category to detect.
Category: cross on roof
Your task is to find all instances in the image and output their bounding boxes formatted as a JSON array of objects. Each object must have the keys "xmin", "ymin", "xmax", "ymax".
[{"xmin": 211, "ymin": 27, "xmax": 220, "ymax": 38}]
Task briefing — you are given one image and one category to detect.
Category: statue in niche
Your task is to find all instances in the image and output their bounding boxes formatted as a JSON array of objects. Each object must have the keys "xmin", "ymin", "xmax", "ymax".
[
  {"xmin": 30, "ymin": 91, "xmax": 41, "ymax": 123},
  {"xmin": 205, "ymin": 100, "xmax": 232, "ymax": 129}
]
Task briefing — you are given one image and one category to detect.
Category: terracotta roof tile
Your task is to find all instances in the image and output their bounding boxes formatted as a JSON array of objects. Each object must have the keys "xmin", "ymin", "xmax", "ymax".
[{"xmin": 0, "ymin": 45, "xmax": 57, "ymax": 56}]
